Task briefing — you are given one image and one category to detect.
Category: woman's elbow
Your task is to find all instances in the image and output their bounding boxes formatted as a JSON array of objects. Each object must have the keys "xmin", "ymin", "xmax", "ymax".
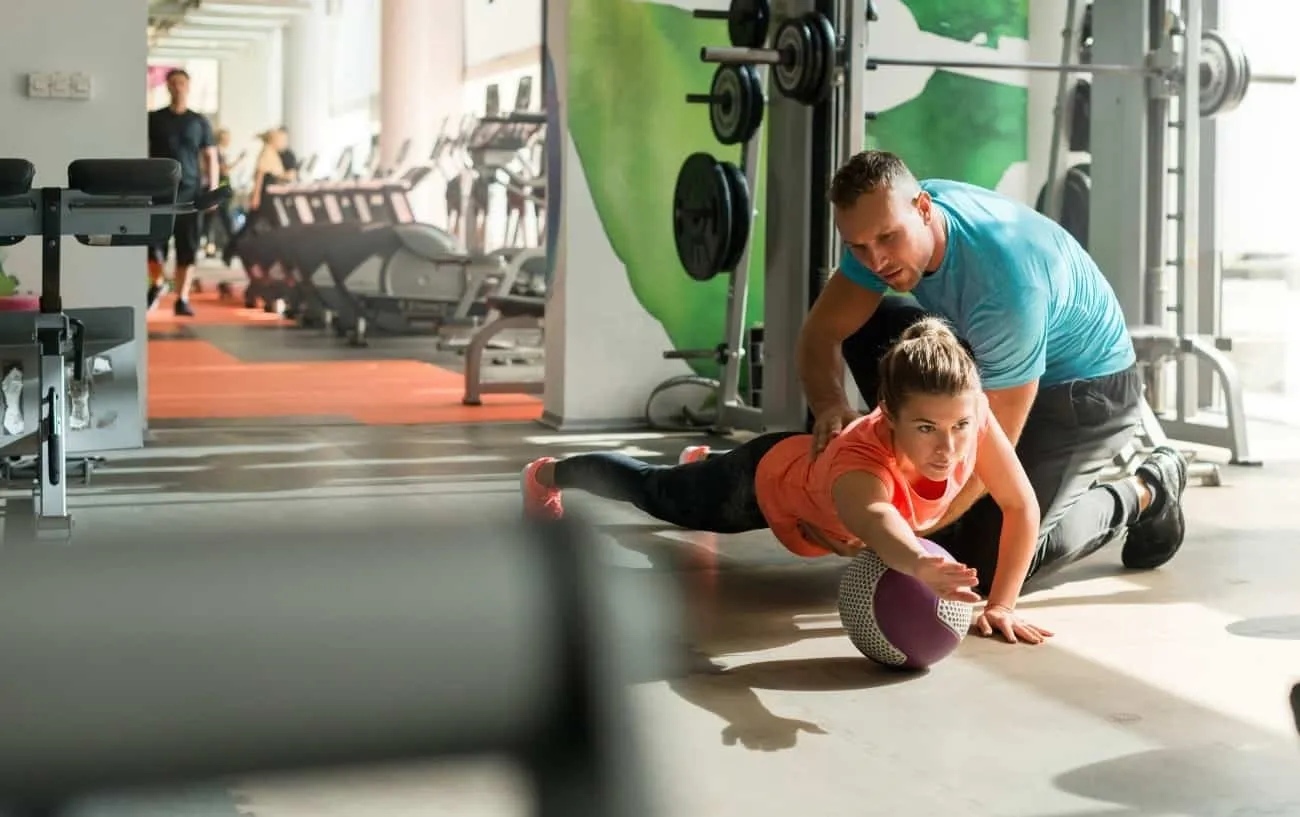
[{"xmin": 999, "ymin": 492, "xmax": 1040, "ymax": 527}]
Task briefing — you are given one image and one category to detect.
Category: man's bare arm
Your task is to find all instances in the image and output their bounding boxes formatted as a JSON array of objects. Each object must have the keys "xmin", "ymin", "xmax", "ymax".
[{"xmin": 797, "ymin": 273, "xmax": 883, "ymax": 415}]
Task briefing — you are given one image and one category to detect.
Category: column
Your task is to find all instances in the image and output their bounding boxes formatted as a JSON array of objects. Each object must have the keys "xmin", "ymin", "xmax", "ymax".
[
  {"xmin": 381, "ymin": 0, "xmax": 464, "ymax": 224},
  {"xmin": 281, "ymin": 0, "xmax": 332, "ymax": 173}
]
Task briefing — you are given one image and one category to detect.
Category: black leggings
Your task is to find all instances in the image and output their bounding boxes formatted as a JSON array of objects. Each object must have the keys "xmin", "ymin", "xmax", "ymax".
[{"xmin": 551, "ymin": 432, "xmax": 802, "ymax": 533}]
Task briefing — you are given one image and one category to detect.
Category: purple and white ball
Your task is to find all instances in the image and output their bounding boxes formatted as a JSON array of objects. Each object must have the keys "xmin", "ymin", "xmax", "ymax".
[{"xmin": 837, "ymin": 538, "xmax": 974, "ymax": 670}]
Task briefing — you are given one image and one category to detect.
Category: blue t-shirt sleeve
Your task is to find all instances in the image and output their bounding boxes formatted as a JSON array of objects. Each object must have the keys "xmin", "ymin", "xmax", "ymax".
[
  {"xmin": 837, "ymin": 246, "xmax": 888, "ymax": 294},
  {"xmin": 967, "ymin": 285, "xmax": 1049, "ymax": 390}
]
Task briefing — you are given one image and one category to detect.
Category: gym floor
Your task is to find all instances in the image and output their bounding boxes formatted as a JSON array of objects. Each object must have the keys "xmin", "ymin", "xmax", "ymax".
[{"xmin": 37, "ymin": 269, "xmax": 1300, "ymax": 817}]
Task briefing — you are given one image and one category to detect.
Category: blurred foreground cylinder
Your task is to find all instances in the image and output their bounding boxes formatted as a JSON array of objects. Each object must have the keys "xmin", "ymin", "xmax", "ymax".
[{"xmin": 0, "ymin": 517, "xmax": 677, "ymax": 816}]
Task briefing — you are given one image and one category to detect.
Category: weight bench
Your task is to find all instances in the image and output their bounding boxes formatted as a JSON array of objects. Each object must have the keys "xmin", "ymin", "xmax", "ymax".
[
  {"xmin": 0, "ymin": 158, "xmax": 228, "ymax": 544},
  {"xmin": 462, "ymin": 293, "xmax": 545, "ymax": 405},
  {"xmin": 1128, "ymin": 323, "xmax": 1255, "ymax": 469}
]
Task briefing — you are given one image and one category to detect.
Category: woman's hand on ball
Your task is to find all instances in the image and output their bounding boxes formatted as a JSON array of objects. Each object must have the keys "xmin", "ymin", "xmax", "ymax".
[
  {"xmin": 974, "ymin": 604, "xmax": 1054, "ymax": 645},
  {"xmin": 913, "ymin": 555, "xmax": 981, "ymax": 603}
]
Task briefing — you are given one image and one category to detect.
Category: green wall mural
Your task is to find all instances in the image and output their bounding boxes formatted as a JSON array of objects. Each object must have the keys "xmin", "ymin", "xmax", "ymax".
[
  {"xmin": 564, "ymin": 0, "xmax": 1027, "ymax": 379},
  {"xmin": 566, "ymin": 0, "xmax": 767, "ymax": 380},
  {"xmin": 866, "ymin": 0, "xmax": 1028, "ymax": 190}
]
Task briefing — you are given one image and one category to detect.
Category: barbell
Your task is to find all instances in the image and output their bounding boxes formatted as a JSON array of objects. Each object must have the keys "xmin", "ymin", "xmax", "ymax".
[{"xmin": 700, "ymin": 11, "xmax": 1296, "ymax": 118}]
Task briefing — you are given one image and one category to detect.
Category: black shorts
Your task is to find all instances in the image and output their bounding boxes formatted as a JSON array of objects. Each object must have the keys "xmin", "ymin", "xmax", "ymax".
[{"xmin": 149, "ymin": 207, "xmax": 201, "ymax": 267}]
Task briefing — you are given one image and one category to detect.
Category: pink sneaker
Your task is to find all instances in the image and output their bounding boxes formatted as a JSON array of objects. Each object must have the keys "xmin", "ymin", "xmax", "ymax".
[
  {"xmin": 678, "ymin": 445, "xmax": 711, "ymax": 465},
  {"xmin": 521, "ymin": 457, "xmax": 564, "ymax": 519}
]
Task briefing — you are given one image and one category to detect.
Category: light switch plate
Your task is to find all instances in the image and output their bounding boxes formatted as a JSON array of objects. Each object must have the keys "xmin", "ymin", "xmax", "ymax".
[
  {"xmin": 48, "ymin": 72, "xmax": 70, "ymax": 99},
  {"xmin": 26, "ymin": 72, "xmax": 50, "ymax": 98},
  {"xmin": 69, "ymin": 72, "xmax": 91, "ymax": 100}
]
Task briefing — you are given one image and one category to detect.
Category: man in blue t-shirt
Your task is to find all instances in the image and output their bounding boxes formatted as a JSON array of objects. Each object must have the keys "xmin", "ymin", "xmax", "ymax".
[{"xmin": 798, "ymin": 151, "xmax": 1188, "ymax": 627}]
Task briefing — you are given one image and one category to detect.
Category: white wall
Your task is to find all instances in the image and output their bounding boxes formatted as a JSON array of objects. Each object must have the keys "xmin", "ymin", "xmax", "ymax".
[
  {"xmin": 1218, "ymin": 0, "xmax": 1300, "ymax": 257},
  {"xmin": 1026, "ymin": 2, "xmax": 1079, "ymax": 205},
  {"xmin": 463, "ymin": 0, "xmax": 542, "ymax": 69},
  {"xmin": 0, "ymin": 0, "xmax": 148, "ymax": 407},
  {"xmin": 218, "ymin": 31, "xmax": 284, "ymax": 178}
]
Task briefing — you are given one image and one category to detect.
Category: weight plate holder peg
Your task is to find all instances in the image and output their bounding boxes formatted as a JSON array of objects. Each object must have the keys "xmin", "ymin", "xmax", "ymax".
[
  {"xmin": 1199, "ymin": 29, "xmax": 1249, "ymax": 118},
  {"xmin": 691, "ymin": 0, "xmax": 771, "ymax": 49},
  {"xmin": 673, "ymin": 153, "xmax": 735, "ymax": 282},
  {"xmin": 686, "ymin": 64, "xmax": 765, "ymax": 146},
  {"xmin": 799, "ymin": 11, "xmax": 839, "ymax": 105},
  {"xmin": 717, "ymin": 160, "xmax": 752, "ymax": 273}
]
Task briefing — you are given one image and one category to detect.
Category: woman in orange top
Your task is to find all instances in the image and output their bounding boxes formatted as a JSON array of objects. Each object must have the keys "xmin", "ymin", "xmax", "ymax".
[{"xmin": 523, "ymin": 318, "xmax": 1050, "ymax": 644}]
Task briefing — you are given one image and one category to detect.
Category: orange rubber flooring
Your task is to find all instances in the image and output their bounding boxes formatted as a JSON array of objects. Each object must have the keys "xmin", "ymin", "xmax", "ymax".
[{"xmin": 146, "ymin": 291, "xmax": 543, "ymax": 426}]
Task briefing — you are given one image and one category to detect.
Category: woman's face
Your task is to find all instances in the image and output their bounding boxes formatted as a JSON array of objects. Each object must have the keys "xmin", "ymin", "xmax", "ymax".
[
  {"xmin": 883, "ymin": 390, "xmax": 979, "ymax": 482},
  {"xmin": 270, "ymin": 129, "xmax": 288, "ymax": 151}
]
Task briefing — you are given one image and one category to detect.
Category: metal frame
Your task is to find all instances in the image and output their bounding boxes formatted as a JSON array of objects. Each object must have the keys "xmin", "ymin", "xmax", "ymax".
[
  {"xmin": 1092, "ymin": 0, "xmax": 1258, "ymax": 469},
  {"xmin": 0, "ymin": 159, "xmax": 216, "ymax": 545},
  {"xmin": 672, "ymin": 0, "xmax": 866, "ymax": 435}
]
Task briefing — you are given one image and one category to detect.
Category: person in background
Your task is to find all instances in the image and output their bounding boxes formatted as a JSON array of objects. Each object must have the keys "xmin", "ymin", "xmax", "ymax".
[
  {"xmin": 147, "ymin": 68, "xmax": 219, "ymax": 317},
  {"xmin": 278, "ymin": 126, "xmax": 300, "ymax": 181},
  {"xmin": 202, "ymin": 127, "xmax": 243, "ymax": 259},
  {"xmin": 222, "ymin": 127, "xmax": 290, "ymax": 266}
]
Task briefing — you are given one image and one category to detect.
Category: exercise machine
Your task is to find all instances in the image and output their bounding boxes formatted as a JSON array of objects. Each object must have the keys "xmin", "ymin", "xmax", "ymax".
[
  {"xmin": 0, "ymin": 158, "xmax": 228, "ymax": 545},
  {"xmin": 462, "ymin": 247, "xmax": 548, "ymax": 406},
  {"xmin": 0, "ymin": 517, "xmax": 672, "ymax": 817}
]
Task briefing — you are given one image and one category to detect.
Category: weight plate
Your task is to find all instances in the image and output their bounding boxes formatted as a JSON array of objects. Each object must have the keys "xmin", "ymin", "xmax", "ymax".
[
  {"xmin": 1233, "ymin": 33, "xmax": 1253, "ymax": 111},
  {"xmin": 1069, "ymin": 79, "xmax": 1091, "ymax": 152},
  {"xmin": 803, "ymin": 11, "xmax": 838, "ymax": 105},
  {"xmin": 728, "ymin": 0, "xmax": 771, "ymax": 49},
  {"xmin": 1034, "ymin": 163, "xmax": 1091, "ymax": 251},
  {"xmin": 709, "ymin": 64, "xmax": 763, "ymax": 145},
  {"xmin": 672, "ymin": 153, "xmax": 733, "ymax": 282},
  {"xmin": 709, "ymin": 65, "xmax": 744, "ymax": 145},
  {"xmin": 791, "ymin": 12, "xmax": 823, "ymax": 104},
  {"xmin": 718, "ymin": 161, "xmax": 752, "ymax": 272},
  {"xmin": 737, "ymin": 64, "xmax": 765, "ymax": 143},
  {"xmin": 771, "ymin": 18, "xmax": 810, "ymax": 100},
  {"xmin": 1200, "ymin": 29, "xmax": 1248, "ymax": 118}
]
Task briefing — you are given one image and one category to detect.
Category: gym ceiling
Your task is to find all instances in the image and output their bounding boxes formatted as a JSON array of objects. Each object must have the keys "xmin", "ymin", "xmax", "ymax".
[{"xmin": 147, "ymin": 0, "xmax": 313, "ymax": 62}]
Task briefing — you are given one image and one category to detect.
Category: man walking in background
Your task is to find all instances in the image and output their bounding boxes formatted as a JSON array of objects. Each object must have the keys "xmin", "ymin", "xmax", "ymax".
[{"xmin": 147, "ymin": 68, "xmax": 219, "ymax": 317}]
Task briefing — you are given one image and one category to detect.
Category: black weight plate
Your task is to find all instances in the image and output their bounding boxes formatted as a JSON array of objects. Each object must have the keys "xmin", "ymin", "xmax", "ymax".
[
  {"xmin": 771, "ymin": 17, "xmax": 811, "ymax": 100},
  {"xmin": 1069, "ymin": 79, "xmax": 1090, "ymax": 152},
  {"xmin": 792, "ymin": 13, "xmax": 823, "ymax": 105},
  {"xmin": 728, "ymin": 0, "xmax": 771, "ymax": 49},
  {"xmin": 673, "ymin": 153, "xmax": 733, "ymax": 282},
  {"xmin": 709, "ymin": 65, "xmax": 763, "ymax": 145},
  {"xmin": 737, "ymin": 64, "xmax": 765, "ymax": 143},
  {"xmin": 1034, "ymin": 163, "xmax": 1091, "ymax": 250},
  {"xmin": 718, "ymin": 161, "xmax": 752, "ymax": 272},
  {"xmin": 804, "ymin": 11, "xmax": 838, "ymax": 105},
  {"xmin": 709, "ymin": 65, "xmax": 746, "ymax": 145}
]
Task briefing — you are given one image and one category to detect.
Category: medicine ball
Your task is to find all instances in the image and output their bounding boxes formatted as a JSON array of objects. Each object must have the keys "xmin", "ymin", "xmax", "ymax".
[{"xmin": 837, "ymin": 539, "xmax": 973, "ymax": 670}]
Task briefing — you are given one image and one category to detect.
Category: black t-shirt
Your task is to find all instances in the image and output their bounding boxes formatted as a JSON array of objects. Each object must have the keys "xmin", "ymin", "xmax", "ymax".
[{"xmin": 147, "ymin": 107, "xmax": 214, "ymax": 194}]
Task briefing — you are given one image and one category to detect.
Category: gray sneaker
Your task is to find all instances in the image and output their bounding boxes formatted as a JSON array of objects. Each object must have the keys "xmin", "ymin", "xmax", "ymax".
[{"xmin": 1121, "ymin": 445, "xmax": 1189, "ymax": 570}]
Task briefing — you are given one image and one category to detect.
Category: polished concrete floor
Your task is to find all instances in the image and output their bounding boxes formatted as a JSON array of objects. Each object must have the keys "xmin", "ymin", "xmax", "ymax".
[{"xmin": 19, "ymin": 408, "xmax": 1300, "ymax": 817}]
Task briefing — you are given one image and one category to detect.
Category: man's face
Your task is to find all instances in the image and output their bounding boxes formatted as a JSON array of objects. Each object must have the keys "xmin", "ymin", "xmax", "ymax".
[
  {"xmin": 166, "ymin": 73, "xmax": 190, "ymax": 107},
  {"xmin": 834, "ymin": 186, "xmax": 935, "ymax": 292}
]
